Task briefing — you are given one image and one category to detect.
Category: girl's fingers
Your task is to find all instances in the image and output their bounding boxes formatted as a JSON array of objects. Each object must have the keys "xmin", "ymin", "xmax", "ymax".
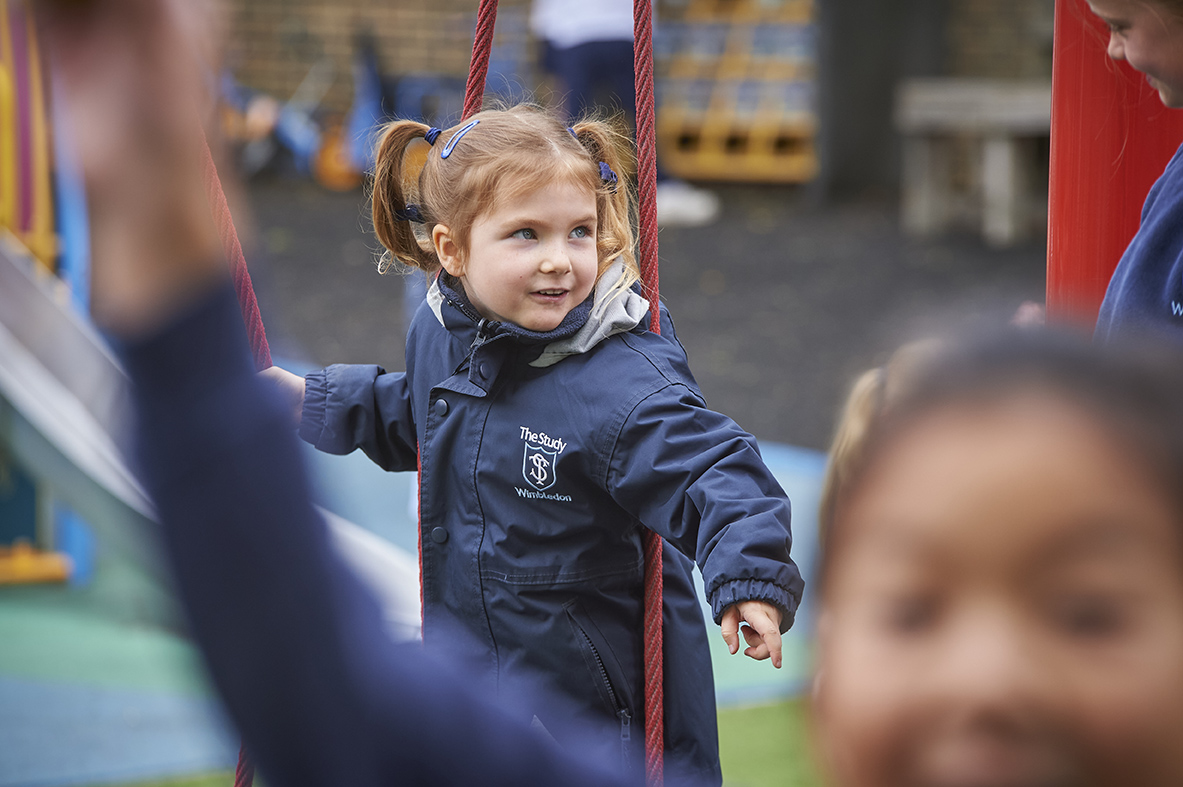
[
  {"xmin": 740, "ymin": 604, "xmax": 784, "ymax": 669},
  {"xmin": 741, "ymin": 625, "xmax": 769, "ymax": 660},
  {"xmin": 763, "ymin": 624, "xmax": 783, "ymax": 669},
  {"xmin": 724, "ymin": 602, "xmax": 784, "ymax": 666},
  {"xmin": 720, "ymin": 606, "xmax": 741, "ymax": 655},
  {"xmin": 741, "ymin": 624, "xmax": 764, "ymax": 648}
]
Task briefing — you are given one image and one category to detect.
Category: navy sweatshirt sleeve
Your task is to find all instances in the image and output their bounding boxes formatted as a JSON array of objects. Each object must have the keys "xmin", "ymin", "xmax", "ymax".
[{"xmin": 122, "ymin": 281, "xmax": 636, "ymax": 787}]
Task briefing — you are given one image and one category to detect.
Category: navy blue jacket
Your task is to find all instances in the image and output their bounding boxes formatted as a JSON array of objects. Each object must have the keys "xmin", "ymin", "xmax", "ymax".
[
  {"xmin": 299, "ymin": 269, "xmax": 804, "ymax": 784},
  {"xmin": 1096, "ymin": 141, "xmax": 1183, "ymax": 342},
  {"xmin": 126, "ymin": 283, "xmax": 640, "ymax": 787}
]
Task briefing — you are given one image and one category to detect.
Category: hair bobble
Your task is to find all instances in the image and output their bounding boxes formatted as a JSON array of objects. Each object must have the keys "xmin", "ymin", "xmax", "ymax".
[
  {"xmin": 395, "ymin": 204, "xmax": 426, "ymax": 224},
  {"xmin": 598, "ymin": 162, "xmax": 618, "ymax": 191},
  {"xmin": 441, "ymin": 119, "xmax": 480, "ymax": 159},
  {"xmin": 424, "ymin": 127, "xmax": 442, "ymax": 146}
]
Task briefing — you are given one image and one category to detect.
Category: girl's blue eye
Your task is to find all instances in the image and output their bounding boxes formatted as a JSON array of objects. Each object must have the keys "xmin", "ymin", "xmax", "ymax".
[
  {"xmin": 513, "ymin": 228, "xmax": 537, "ymax": 240},
  {"xmin": 571, "ymin": 226, "xmax": 592, "ymax": 239}
]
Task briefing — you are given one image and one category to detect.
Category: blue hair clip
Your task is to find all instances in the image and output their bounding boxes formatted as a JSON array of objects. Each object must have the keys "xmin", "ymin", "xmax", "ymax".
[
  {"xmin": 440, "ymin": 119, "xmax": 480, "ymax": 159},
  {"xmin": 567, "ymin": 126, "xmax": 579, "ymax": 139},
  {"xmin": 598, "ymin": 162, "xmax": 618, "ymax": 190},
  {"xmin": 395, "ymin": 204, "xmax": 425, "ymax": 224},
  {"xmin": 424, "ymin": 127, "xmax": 442, "ymax": 146}
]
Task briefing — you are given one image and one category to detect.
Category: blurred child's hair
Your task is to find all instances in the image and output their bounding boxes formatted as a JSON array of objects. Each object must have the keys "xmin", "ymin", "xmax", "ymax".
[
  {"xmin": 370, "ymin": 104, "xmax": 637, "ymax": 286},
  {"xmin": 818, "ymin": 339, "xmax": 943, "ymax": 543},
  {"xmin": 1158, "ymin": 0, "xmax": 1183, "ymax": 18},
  {"xmin": 821, "ymin": 330, "xmax": 1183, "ymax": 572}
]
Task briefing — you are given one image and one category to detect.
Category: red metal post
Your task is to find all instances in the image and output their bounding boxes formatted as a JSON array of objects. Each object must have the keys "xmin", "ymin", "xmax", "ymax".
[{"xmin": 1048, "ymin": 0, "xmax": 1183, "ymax": 326}]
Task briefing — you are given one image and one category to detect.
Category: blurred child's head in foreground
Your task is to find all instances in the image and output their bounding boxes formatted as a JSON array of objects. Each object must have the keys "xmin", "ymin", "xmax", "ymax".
[{"xmin": 815, "ymin": 330, "xmax": 1183, "ymax": 787}]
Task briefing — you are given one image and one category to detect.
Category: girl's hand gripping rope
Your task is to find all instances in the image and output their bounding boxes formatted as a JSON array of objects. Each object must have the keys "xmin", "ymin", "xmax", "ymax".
[{"xmin": 720, "ymin": 600, "xmax": 784, "ymax": 669}]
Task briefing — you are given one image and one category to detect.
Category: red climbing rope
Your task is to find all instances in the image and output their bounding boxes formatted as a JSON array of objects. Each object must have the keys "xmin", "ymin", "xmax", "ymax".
[
  {"xmin": 199, "ymin": 137, "xmax": 270, "ymax": 787},
  {"xmin": 633, "ymin": 0, "xmax": 664, "ymax": 781},
  {"xmin": 634, "ymin": 0, "xmax": 661, "ymax": 336},
  {"xmin": 206, "ymin": 2, "xmax": 661, "ymax": 783},
  {"xmin": 461, "ymin": 1, "xmax": 665, "ymax": 783},
  {"xmin": 200, "ymin": 136, "xmax": 272, "ymax": 372},
  {"xmin": 461, "ymin": 0, "xmax": 499, "ymax": 120},
  {"xmin": 232, "ymin": 744, "xmax": 255, "ymax": 787}
]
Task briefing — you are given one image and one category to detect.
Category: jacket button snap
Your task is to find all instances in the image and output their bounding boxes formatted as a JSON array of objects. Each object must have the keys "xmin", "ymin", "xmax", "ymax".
[
  {"xmin": 434, "ymin": 398, "xmax": 449, "ymax": 417},
  {"xmin": 430, "ymin": 527, "xmax": 449, "ymax": 544},
  {"xmin": 478, "ymin": 362, "xmax": 489, "ymax": 379}
]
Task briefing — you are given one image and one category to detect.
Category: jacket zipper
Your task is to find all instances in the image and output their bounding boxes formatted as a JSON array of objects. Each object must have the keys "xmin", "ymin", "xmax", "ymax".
[
  {"xmin": 574, "ymin": 626, "xmax": 632, "ymax": 767},
  {"xmin": 470, "ymin": 318, "xmax": 500, "ymax": 354}
]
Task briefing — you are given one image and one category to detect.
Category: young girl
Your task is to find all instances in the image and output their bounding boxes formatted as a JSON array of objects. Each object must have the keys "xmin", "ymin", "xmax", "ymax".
[
  {"xmin": 813, "ymin": 330, "xmax": 1183, "ymax": 787},
  {"xmin": 265, "ymin": 105, "xmax": 802, "ymax": 784},
  {"xmin": 1088, "ymin": 0, "xmax": 1183, "ymax": 340}
]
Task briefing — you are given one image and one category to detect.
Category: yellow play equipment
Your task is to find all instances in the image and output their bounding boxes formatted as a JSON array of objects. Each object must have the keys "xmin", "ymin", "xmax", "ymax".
[
  {"xmin": 1, "ymin": 0, "xmax": 57, "ymax": 271},
  {"xmin": 1, "ymin": 0, "xmax": 73, "ymax": 585}
]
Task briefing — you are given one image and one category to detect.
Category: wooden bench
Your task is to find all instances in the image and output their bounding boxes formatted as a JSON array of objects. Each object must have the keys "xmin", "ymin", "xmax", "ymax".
[{"xmin": 895, "ymin": 78, "xmax": 1052, "ymax": 247}]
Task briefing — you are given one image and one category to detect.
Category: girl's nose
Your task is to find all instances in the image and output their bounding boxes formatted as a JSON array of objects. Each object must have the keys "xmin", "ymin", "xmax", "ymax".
[
  {"xmin": 539, "ymin": 245, "xmax": 572, "ymax": 274},
  {"xmin": 1107, "ymin": 32, "xmax": 1125, "ymax": 62},
  {"xmin": 932, "ymin": 605, "xmax": 1048, "ymax": 720}
]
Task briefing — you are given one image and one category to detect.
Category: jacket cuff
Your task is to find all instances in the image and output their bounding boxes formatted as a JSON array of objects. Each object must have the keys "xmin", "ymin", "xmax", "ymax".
[
  {"xmin": 298, "ymin": 369, "xmax": 329, "ymax": 448},
  {"xmin": 710, "ymin": 579, "xmax": 798, "ymax": 633}
]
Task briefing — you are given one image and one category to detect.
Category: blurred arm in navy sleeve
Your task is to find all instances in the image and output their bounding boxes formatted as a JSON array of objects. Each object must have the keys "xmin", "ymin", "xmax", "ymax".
[{"xmin": 42, "ymin": 3, "xmax": 635, "ymax": 785}]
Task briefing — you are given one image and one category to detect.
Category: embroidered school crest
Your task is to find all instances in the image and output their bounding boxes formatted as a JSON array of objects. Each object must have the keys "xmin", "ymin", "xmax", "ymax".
[
  {"xmin": 523, "ymin": 442, "xmax": 557, "ymax": 490},
  {"xmin": 520, "ymin": 426, "xmax": 566, "ymax": 491}
]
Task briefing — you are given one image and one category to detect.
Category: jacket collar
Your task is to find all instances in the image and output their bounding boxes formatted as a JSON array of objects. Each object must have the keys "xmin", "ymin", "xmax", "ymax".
[{"xmin": 425, "ymin": 261, "xmax": 649, "ymax": 368}]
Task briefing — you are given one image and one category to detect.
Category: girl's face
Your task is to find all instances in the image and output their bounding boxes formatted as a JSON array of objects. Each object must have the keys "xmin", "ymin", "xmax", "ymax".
[
  {"xmin": 815, "ymin": 393, "xmax": 1183, "ymax": 787},
  {"xmin": 1088, "ymin": 0, "xmax": 1183, "ymax": 107},
  {"xmin": 433, "ymin": 179, "xmax": 599, "ymax": 332}
]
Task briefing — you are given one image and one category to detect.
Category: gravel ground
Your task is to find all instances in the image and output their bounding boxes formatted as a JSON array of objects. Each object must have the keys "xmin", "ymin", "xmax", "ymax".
[{"xmin": 243, "ymin": 177, "xmax": 1047, "ymax": 450}]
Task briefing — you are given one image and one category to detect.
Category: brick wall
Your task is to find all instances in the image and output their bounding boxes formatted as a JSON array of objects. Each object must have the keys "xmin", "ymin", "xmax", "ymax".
[
  {"xmin": 946, "ymin": 0, "xmax": 1055, "ymax": 79},
  {"xmin": 224, "ymin": 0, "xmax": 531, "ymax": 115}
]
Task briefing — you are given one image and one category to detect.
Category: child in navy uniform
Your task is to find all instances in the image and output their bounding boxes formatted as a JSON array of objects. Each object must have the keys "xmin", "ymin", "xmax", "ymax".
[
  {"xmin": 814, "ymin": 331, "xmax": 1183, "ymax": 787},
  {"xmin": 264, "ymin": 106, "xmax": 802, "ymax": 785},
  {"xmin": 1089, "ymin": 0, "xmax": 1183, "ymax": 340}
]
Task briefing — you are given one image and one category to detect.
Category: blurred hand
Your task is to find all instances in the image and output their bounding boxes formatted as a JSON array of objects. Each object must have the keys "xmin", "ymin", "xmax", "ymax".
[
  {"xmin": 258, "ymin": 366, "xmax": 307, "ymax": 426},
  {"xmin": 1011, "ymin": 300, "xmax": 1046, "ymax": 328},
  {"xmin": 41, "ymin": 0, "xmax": 228, "ymax": 337},
  {"xmin": 720, "ymin": 600, "xmax": 784, "ymax": 669}
]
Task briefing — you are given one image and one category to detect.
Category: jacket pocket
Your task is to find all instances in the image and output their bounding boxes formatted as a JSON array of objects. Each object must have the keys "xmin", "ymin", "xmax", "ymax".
[{"xmin": 564, "ymin": 601, "xmax": 635, "ymax": 769}]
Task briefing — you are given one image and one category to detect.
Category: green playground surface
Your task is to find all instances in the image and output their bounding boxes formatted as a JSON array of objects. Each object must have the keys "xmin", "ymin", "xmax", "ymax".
[
  {"xmin": 0, "ymin": 596, "xmax": 208, "ymax": 695},
  {"xmin": 89, "ymin": 777, "xmax": 231, "ymax": 787},
  {"xmin": 717, "ymin": 698, "xmax": 825, "ymax": 787},
  {"xmin": 92, "ymin": 698, "xmax": 825, "ymax": 787},
  {"xmin": 4, "ymin": 588, "xmax": 819, "ymax": 787},
  {"xmin": 0, "ymin": 434, "xmax": 820, "ymax": 787}
]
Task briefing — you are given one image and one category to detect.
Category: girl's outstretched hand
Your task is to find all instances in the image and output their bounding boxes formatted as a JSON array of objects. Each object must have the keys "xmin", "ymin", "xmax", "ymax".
[
  {"xmin": 721, "ymin": 600, "xmax": 783, "ymax": 669},
  {"xmin": 258, "ymin": 366, "xmax": 307, "ymax": 426}
]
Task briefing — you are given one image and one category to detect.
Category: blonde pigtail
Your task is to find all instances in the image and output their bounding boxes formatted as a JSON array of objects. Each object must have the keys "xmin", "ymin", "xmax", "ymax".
[
  {"xmin": 371, "ymin": 121, "xmax": 440, "ymax": 273},
  {"xmin": 818, "ymin": 368, "xmax": 887, "ymax": 545},
  {"xmin": 818, "ymin": 338, "xmax": 945, "ymax": 546}
]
